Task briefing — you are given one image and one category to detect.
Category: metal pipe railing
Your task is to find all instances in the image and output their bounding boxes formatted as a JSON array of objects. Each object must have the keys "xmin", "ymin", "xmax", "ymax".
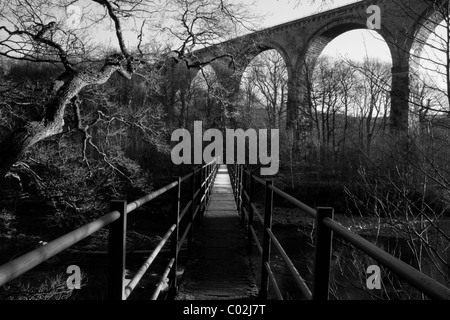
[
  {"xmin": 266, "ymin": 228, "xmax": 312, "ymax": 300},
  {"xmin": 0, "ymin": 157, "xmax": 221, "ymax": 301},
  {"xmin": 249, "ymin": 225, "xmax": 263, "ymax": 256},
  {"xmin": 124, "ymin": 224, "xmax": 176, "ymax": 299},
  {"xmin": 127, "ymin": 181, "xmax": 178, "ymax": 213},
  {"xmin": 234, "ymin": 164, "xmax": 450, "ymax": 301},
  {"xmin": 269, "ymin": 184, "xmax": 317, "ymax": 219},
  {"xmin": 179, "ymin": 200, "xmax": 192, "ymax": 222},
  {"xmin": 251, "ymin": 203, "xmax": 264, "ymax": 224},
  {"xmin": 151, "ymin": 258, "xmax": 175, "ymax": 300},
  {"xmin": 0, "ymin": 210, "xmax": 120, "ymax": 287},
  {"xmin": 323, "ymin": 217, "xmax": 450, "ymax": 300},
  {"xmin": 264, "ymin": 262, "xmax": 283, "ymax": 300}
]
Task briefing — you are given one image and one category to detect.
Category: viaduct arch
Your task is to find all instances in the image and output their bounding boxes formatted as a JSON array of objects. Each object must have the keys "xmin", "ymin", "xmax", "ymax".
[{"xmin": 165, "ymin": 0, "xmax": 449, "ymax": 132}]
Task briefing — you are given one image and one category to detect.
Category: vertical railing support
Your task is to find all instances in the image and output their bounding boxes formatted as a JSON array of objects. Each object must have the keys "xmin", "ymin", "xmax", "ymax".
[
  {"xmin": 313, "ymin": 207, "xmax": 334, "ymax": 300},
  {"xmin": 188, "ymin": 169, "xmax": 196, "ymax": 249},
  {"xmin": 108, "ymin": 200, "xmax": 127, "ymax": 300},
  {"xmin": 236, "ymin": 165, "xmax": 241, "ymax": 211},
  {"xmin": 196, "ymin": 167, "xmax": 202, "ymax": 223},
  {"xmin": 260, "ymin": 180, "xmax": 273, "ymax": 300},
  {"xmin": 247, "ymin": 172, "xmax": 254, "ymax": 254},
  {"xmin": 209, "ymin": 163, "xmax": 213, "ymax": 199},
  {"xmin": 169, "ymin": 177, "xmax": 181, "ymax": 298},
  {"xmin": 235, "ymin": 165, "xmax": 239, "ymax": 214},
  {"xmin": 234, "ymin": 164, "xmax": 238, "ymax": 200},
  {"xmin": 200, "ymin": 166, "xmax": 205, "ymax": 219},
  {"xmin": 230, "ymin": 164, "xmax": 234, "ymax": 194},
  {"xmin": 240, "ymin": 166, "xmax": 246, "ymax": 226},
  {"xmin": 206, "ymin": 164, "xmax": 211, "ymax": 208}
]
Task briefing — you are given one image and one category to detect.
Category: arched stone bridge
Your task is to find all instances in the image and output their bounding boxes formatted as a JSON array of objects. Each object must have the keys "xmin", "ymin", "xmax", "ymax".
[{"xmin": 165, "ymin": 0, "xmax": 446, "ymax": 131}]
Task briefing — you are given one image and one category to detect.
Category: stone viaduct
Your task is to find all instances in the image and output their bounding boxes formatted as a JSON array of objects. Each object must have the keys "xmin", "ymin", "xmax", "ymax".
[{"xmin": 165, "ymin": 0, "xmax": 446, "ymax": 131}]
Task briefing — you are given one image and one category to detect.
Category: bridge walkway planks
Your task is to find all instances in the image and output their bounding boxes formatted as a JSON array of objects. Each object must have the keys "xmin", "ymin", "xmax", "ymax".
[{"xmin": 175, "ymin": 165, "xmax": 258, "ymax": 300}]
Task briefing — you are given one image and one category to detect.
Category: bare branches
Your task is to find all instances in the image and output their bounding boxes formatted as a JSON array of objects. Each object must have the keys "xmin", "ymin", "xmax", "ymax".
[
  {"xmin": 0, "ymin": 22, "xmax": 74, "ymax": 70},
  {"xmin": 70, "ymin": 97, "xmax": 131, "ymax": 181},
  {"xmin": 157, "ymin": 0, "xmax": 256, "ymax": 57},
  {"xmin": 241, "ymin": 50, "xmax": 288, "ymax": 128},
  {"xmin": 0, "ymin": 0, "xmax": 255, "ymax": 177},
  {"xmin": 92, "ymin": 0, "xmax": 131, "ymax": 58}
]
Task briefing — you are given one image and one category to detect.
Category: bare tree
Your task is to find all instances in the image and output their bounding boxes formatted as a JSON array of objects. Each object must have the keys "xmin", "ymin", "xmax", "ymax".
[
  {"xmin": 240, "ymin": 50, "xmax": 288, "ymax": 129},
  {"xmin": 347, "ymin": 58, "xmax": 391, "ymax": 156},
  {"xmin": 0, "ymin": 0, "xmax": 254, "ymax": 178}
]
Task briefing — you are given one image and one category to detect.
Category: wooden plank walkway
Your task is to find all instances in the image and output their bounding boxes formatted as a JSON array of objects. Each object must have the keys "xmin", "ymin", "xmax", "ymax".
[{"xmin": 176, "ymin": 165, "xmax": 258, "ymax": 300}]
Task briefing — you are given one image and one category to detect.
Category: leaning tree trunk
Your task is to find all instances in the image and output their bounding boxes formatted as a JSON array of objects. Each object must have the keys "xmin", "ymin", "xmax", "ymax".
[{"xmin": 0, "ymin": 62, "xmax": 123, "ymax": 178}]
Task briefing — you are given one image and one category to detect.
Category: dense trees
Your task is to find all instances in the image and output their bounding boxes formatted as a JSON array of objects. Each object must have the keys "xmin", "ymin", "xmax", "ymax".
[
  {"xmin": 303, "ymin": 57, "xmax": 391, "ymax": 162},
  {"xmin": 237, "ymin": 53, "xmax": 393, "ymax": 168},
  {"xmin": 241, "ymin": 51, "xmax": 288, "ymax": 129},
  {"xmin": 0, "ymin": 0, "xmax": 254, "ymax": 178}
]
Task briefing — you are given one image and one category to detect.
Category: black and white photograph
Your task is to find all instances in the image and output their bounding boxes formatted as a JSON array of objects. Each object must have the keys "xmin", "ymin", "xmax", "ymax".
[{"xmin": 0, "ymin": 0, "xmax": 449, "ymax": 314}]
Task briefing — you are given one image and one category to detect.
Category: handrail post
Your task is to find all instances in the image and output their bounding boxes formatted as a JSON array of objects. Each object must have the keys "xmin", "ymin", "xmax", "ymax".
[
  {"xmin": 236, "ymin": 165, "xmax": 240, "ymax": 207},
  {"xmin": 313, "ymin": 207, "xmax": 334, "ymax": 300},
  {"xmin": 108, "ymin": 200, "xmax": 127, "ymax": 300},
  {"xmin": 209, "ymin": 163, "xmax": 213, "ymax": 199},
  {"xmin": 247, "ymin": 171, "xmax": 254, "ymax": 254},
  {"xmin": 200, "ymin": 165, "xmax": 205, "ymax": 219},
  {"xmin": 197, "ymin": 167, "xmax": 202, "ymax": 223},
  {"xmin": 229, "ymin": 164, "xmax": 234, "ymax": 193},
  {"xmin": 188, "ymin": 168, "xmax": 196, "ymax": 249},
  {"xmin": 205, "ymin": 164, "xmax": 209, "ymax": 214},
  {"xmin": 235, "ymin": 165, "xmax": 239, "ymax": 211},
  {"xmin": 237, "ymin": 165, "xmax": 241, "ymax": 205},
  {"xmin": 206, "ymin": 164, "xmax": 211, "ymax": 208},
  {"xmin": 240, "ymin": 166, "xmax": 246, "ymax": 226},
  {"xmin": 234, "ymin": 164, "xmax": 238, "ymax": 200},
  {"xmin": 169, "ymin": 177, "xmax": 181, "ymax": 298},
  {"xmin": 260, "ymin": 180, "xmax": 273, "ymax": 300}
]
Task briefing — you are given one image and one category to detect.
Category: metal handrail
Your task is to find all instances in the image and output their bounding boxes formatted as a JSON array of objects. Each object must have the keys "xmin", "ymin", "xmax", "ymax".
[
  {"xmin": 269, "ymin": 184, "xmax": 316, "ymax": 219},
  {"xmin": 127, "ymin": 181, "xmax": 178, "ymax": 213},
  {"xmin": 264, "ymin": 262, "xmax": 283, "ymax": 300},
  {"xmin": 0, "ymin": 158, "xmax": 221, "ymax": 300},
  {"xmin": 124, "ymin": 224, "xmax": 176, "ymax": 299},
  {"xmin": 323, "ymin": 217, "xmax": 450, "ymax": 300},
  {"xmin": 251, "ymin": 203, "xmax": 264, "ymax": 224},
  {"xmin": 230, "ymin": 163, "xmax": 450, "ymax": 300},
  {"xmin": 151, "ymin": 258, "xmax": 175, "ymax": 300},
  {"xmin": 266, "ymin": 228, "xmax": 312, "ymax": 299},
  {"xmin": 0, "ymin": 210, "xmax": 120, "ymax": 287},
  {"xmin": 179, "ymin": 200, "xmax": 193, "ymax": 222},
  {"xmin": 250, "ymin": 225, "xmax": 263, "ymax": 255}
]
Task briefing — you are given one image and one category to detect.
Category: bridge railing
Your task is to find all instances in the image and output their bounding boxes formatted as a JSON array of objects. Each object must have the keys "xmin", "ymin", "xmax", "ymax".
[
  {"xmin": 0, "ymin": 158, "xmax": 220, "ymax": 300},
  {"xmin": 229, "ymin": 164, "xmax": 450, "ymax": 300}
]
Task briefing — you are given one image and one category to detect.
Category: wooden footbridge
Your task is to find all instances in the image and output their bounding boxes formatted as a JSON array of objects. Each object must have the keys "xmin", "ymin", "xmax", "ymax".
[
  {"xmin": 1, "ymin": 159, "xmax": 450, "ymax": 300},
  {"xmin": 175, "ymin": 165, "xmax": 258, "ymax": 300}
]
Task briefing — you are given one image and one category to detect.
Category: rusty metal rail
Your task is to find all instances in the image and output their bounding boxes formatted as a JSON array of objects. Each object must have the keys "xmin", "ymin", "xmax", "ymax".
[
  {"xmin": 229, "ymin": 164, "xmax": 450, "ymax": 300},
  {"xmin": 0, "ymin": 158, "xmax": 220, "ymax": 300}
]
